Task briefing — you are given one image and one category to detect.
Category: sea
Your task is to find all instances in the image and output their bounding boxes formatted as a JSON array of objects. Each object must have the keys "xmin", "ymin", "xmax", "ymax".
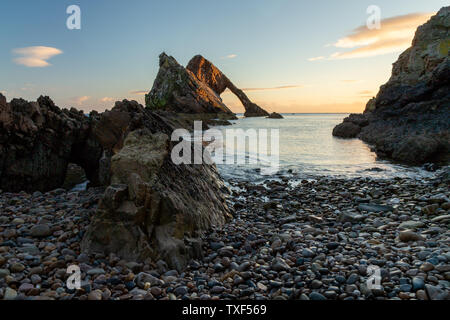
[{"xmin": 212, "ymin": 114, "xmax": 437, "ymax": 183}]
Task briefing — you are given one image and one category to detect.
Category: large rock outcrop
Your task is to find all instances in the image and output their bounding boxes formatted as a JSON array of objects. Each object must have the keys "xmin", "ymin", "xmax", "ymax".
[
  {"xmin": 187, "ymin": 55, "xmax": 270, "ymax": 117},
  {"xmin": 146, "ymin": 53, "xmax": 270, "ymax": 118},
  {"xmin": 0, "ymin": 95, "xmax": 233, "ymax": 270},
  {"xmin": 145, "ymin": 53, "xmax": 235, "ymax": 117},
  {"xmin": 0, "ymin": 94, "xmax": 102, "ymax": 192},
  {"xmin": 333, "ymin": 7, "xmax": 450, "ymax": 165},
  {"xmin": 81, "ymin": 100, "xmax": 233, "ymax": 271}
]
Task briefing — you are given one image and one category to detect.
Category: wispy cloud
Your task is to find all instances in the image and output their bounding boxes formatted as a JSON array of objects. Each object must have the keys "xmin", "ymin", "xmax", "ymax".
[
  {"xmin": 100, "ymin": 97, "xmax": 114, "ymax": 102},
  {"xmin": 223, "ymin": 54, "xmax": 237, "ymax": 59},
  {"xmin": 308, "ymin": 56, "xmax": 325, "ymax": 62},
  {"xmin": 13, "ymin": 46, "xmax": 63, "ymax": 67},
  {"xmin": 358, "ymin": 90, "xmax": 375, "ymax": 98},
  {"xmin": 310, "ymin": 12, "xmax": 433, "ymax": 61},
  {"xmin": 241, "ymin": 85, "xmax": 304, "ymax": 92},
  {"xmin": 70, "ymin": 96, "xmax": 90, "ymax": 105},
  {"xmin": 130, "ymin": 90, "xmax": 147, "ymax": 95},
  {"xmin": 341, "ymin": 80, "xmax": 361, "ymax": 83},
  {"xmin": 223, "ymin": 85, "xmax": 303, "ymax": 93}
]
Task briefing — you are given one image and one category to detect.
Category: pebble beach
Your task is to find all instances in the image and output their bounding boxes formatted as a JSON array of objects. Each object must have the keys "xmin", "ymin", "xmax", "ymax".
[{"xmin": 1, "ymin": 173, "xmax": 449, "ymax": 300}]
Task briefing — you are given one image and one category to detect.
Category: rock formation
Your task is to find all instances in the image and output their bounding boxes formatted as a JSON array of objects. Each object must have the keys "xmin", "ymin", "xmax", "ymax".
[
  {"xmin": 0, "ymin": 94, "xmax": 102, "ymax": 192},
  {"xmin": 187, "ymin": 55, "xmax": 270, "ymax": 117},
  {"xmin": 81, "ymin": 100, "xmax": 233, "ymax": 271},
  {"xmin": 145, "ymin": 53, "xmax": 235, "ymax": 117},
  {"xmin": 0, "ymin": 96, "xmax": 233, "ymax": 269},
  {"xmin": 333, "ymin": 7, "xmax": 450, "ymax": 165},
  {"xmin": 267, "ymin": 112, "xmax": 284, "ymax": 119},
  {"xmin": 145, "ymin": 53, "xmax": 270, "ymax": 118}
]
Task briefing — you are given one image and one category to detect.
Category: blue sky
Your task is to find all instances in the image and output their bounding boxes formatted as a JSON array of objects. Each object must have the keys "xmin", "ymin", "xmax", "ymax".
[{"xmin": 1, "ymin": 0, "xmax": 447, "ymax": 113}]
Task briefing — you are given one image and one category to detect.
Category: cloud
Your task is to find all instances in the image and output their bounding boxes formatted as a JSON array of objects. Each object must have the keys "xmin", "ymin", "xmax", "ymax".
[
  {"xmin": 129, "ymin": 90, "xmax": 147, "ymax": 95},
  {"xmin": 13, "ymin": 46, "xmax": 63, "ymax": 67},
  {"xmin": 313, "ymin": 12, "xmax": 434, "ymax": 60},
  {"xmin": 70, "ymin": 96, "xmax": 90, "ymax": 105},
  {"xmin": 341, "ymin": 80, "xmax": 361, "ymax": 83},
  {"xmin": 223, "ymin": 85, "xmax": 303, "ymax": 93},
  {"xmin": 223, "ymin": 54, "xmax": 237, "ymax": 59},
  {"xmin": 308, "ymin": 56, "xmax": 325, "ymax": 62},
  {"xmin": 241, "ymin": 85, "xmax": 304, "ymax": 92},
  {"xmin": 100, "ymin": 97, "xmax": 114, "ymax": 102}
]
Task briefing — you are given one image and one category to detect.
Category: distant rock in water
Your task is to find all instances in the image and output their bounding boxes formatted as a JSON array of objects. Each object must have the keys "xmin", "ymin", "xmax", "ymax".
[
  {"xmin": 267, "ymin": 112, "xmax": 284, "ymax": 119},
  {"xmin": 333, "ymin": 7, "xmax": 450, "ymax": 165},
  {"xmin": 187, "ymin": 55, "xmax": 270, "ymax": 118},
  {"xmin": 0, "ymin": 94, "xmax": 102, "ymax": 192}
]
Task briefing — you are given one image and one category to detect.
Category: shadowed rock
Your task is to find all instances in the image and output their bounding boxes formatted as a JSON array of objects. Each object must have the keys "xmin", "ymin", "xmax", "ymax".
[
  {"xmin": 333, "ymin": 7, "xmax": 450, "ymax": 165},
  {"xmin": 267, "ymin": 112, "xmax": 284, "ymax": 119},
  {"xmin": 81, "ymin": 100, "xmax": 233, "ymax": 271},
  {"xmin": 0, "ymin": 94, "xmax": 102, "ymax": 192}
]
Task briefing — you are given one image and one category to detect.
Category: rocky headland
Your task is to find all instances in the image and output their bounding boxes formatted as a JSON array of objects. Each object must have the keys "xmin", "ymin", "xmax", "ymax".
[{"xmin": 333, "ymin": 7, "xmax": 450, "ymax": 165}]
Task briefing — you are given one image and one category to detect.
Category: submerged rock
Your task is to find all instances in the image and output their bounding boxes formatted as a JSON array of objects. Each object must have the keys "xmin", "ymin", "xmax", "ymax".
[{"xmin": 267, "ymin": 112, "xmax": 284, "ymax": 119}]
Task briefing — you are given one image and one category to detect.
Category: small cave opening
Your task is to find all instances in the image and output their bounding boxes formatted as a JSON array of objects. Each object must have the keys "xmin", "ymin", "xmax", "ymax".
[{"xmin": 62, "ymin": 163, "xmax": 89, "ymax": 191}]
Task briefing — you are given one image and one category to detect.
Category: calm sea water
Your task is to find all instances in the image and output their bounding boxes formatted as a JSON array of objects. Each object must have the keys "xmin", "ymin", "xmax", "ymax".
[{"xmin": 213, "ymin": 114, "xmax": 435, "ymax": 182}]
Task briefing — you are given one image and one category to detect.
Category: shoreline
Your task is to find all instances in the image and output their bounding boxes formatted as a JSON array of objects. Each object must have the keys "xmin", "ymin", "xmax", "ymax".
[{"xmin": 1, "ymin": 173, "xmax": 448, "ymax": 300}]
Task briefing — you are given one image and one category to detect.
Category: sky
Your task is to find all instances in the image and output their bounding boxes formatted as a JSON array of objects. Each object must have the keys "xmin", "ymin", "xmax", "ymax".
[{"xmin": 1, "ymin": 0, "xmax": 447, "ymax": 113}]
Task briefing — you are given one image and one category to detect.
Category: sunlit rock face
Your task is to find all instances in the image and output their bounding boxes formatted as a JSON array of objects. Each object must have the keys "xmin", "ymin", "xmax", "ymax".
[
  {"xmin": 187, "ymin": 55, "xmax": 270, "ymax": 117},
  {"xmin": 333, "ymin": 7, "xmax": 450, "ymax": 165}
]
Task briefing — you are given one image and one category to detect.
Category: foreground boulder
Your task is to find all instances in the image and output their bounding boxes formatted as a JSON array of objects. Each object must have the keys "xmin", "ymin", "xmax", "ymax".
[
  {"xmin": 187, "ymin": 55, "xmax": 270, "ymax": 117},
  {"xmin": 0, "ymin": 94, "xmax": 102, "ymax": 192},
  {"xmin": 81, "ymin": 100, "xmax": 232, "ymax": 271},
  {"xmin": 333, "ymin": 7, "xmax": 450, "ymax": 165}
]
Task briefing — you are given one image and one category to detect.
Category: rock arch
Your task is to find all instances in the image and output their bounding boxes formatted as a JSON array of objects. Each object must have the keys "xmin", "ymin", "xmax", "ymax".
[{"xmin": 187, "ymin": 55, "xmax": 270, "ymax": 117}]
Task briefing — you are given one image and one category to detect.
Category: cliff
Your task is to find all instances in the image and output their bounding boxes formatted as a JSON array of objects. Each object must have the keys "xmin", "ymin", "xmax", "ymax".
[{"xmin": 333, "ymin": 7, "xmax": 450, "ymax": 165}]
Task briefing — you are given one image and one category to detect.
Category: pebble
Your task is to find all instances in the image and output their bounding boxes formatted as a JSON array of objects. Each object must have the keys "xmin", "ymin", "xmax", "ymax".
[
  {"xmin": 309, "ymin": 292, "xmax": 327, "ymax": 300},
  {"xmin": 30, "ymin": 224, "xmax": 52, "ymax": 238},
  {"xmin": 399, "ymin": 231, "xmax": 425, "ymax": 242},
  {"xmin": 88, "ymin": 290, "xmax": 103, "ymax": 300},
  {"xmin": 4, "ymin": 288, "xmax": 17, "ymax": 300},
  {"xmin": 0, "ymin": 174, "xmax": 449, "ymax": 301}
]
